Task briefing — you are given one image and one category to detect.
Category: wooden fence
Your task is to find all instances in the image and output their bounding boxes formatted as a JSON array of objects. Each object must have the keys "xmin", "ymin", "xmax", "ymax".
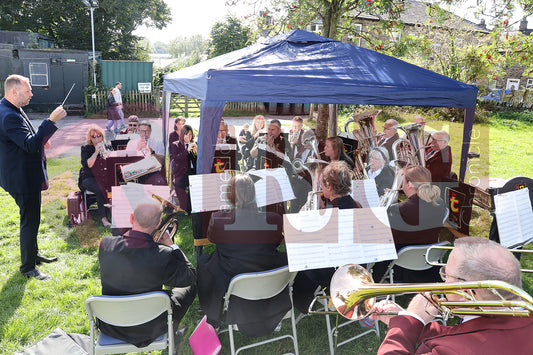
[{"xmin": 84, "ymin": 88, "xmax": 162, "ymax": 116}]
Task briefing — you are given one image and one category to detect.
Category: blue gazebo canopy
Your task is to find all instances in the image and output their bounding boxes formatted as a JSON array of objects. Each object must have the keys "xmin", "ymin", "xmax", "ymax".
[{"xmin": 163, "ymin": 29, "xmax": 477, "ymax": 179}]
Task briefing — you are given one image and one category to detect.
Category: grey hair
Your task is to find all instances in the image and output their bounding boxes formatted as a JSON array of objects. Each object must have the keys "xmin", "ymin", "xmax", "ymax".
[
  {"xmin": 229, "ymin": 174, "xmax": 257, "ymax": 209},
  {"xmin": 454, "ymin": 237, "xmax": 522, "ymax": 299}
]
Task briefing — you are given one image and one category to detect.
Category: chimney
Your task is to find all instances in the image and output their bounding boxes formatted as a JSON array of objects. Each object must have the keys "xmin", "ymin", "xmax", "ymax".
[{"xmin": 519, "ymin": 18, "xmax": 528, "ymax": 33}]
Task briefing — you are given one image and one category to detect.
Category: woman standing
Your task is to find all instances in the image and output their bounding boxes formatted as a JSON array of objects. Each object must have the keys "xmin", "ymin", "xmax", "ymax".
[
  {"xmin": 105, "ymin": 88, "xmax": 120, "ymax": 134},
  {"xmin": 170, "ymin": 125, "xmax": 196, "ymax": 212},
  {"xmin": 168, "ymin": 116, "xmax": 186, "ymax": 149},
  {"xmin": 78, "ymin": 125, "xmax": 111, "ymax": 227}
]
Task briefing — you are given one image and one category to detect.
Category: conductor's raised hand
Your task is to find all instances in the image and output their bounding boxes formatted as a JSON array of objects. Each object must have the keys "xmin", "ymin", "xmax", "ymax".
[{"xmin": 49, "ymin": 105, "xmax": 67, "ymax": 123}]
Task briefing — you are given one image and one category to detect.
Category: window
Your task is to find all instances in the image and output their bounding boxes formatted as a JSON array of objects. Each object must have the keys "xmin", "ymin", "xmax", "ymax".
[
  {"xmin": 307, "ymin": 20, "xmax": 323, "ymax": 34},
  {"xmin": 526, "ymin": 79, "xmax": 533, "ymax": 89},
  {"xmin": 390, "ymin": 29, "xmax": 402, "ymax": 42},
  {"xmin": 29, "ymin": 63, "xmax": 49, "ymax": 86},
  {"xmin": 506, "ymin": 78, "xmax": 520, "ymax": 91},
  {"xmin": 348, "ymin": 24, "xmax": 363, "ymax": 46}
]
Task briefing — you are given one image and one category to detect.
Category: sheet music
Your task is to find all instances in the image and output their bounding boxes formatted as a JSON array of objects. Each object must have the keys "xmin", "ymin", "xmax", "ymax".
[
  {"xmin": 494, "ymin": 187, "xmax": 533, "ymax": 248},
  {"xmin": 284, "ymin": 207, "xmax": 397, "ymax": 272},
  {"xmin": 248, "ymin": 168, "xmax": 295, "ymax": 207},
  {"xmin": 189, "ymin": 171, "xmax": 236, "ymax": 213},
  {"xmin": 189, "ymin": 168, "xmax": 295, "ymax": 212},
  {"xmin": 111, "ymin": 183, "xmax": 170, "ymax": 228},
  {"xmin": 351, "ymin": 179, "xmax": 380, "ymax": 208}
]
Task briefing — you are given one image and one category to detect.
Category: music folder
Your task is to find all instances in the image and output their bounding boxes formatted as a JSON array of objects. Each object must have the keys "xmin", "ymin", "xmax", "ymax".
[{"xmin": 494, "ymin": 187, "xmax": 533, "ymax": 248}]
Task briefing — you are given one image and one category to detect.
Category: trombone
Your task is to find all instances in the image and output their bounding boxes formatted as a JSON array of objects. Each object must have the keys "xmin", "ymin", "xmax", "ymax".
[
  {"xmin": 425, "ymin": 244, "xmax": 533, "ymax": 273},
  {"xmin": 310, "ymin": 264, "xmax": 533, "ymax": 322}
]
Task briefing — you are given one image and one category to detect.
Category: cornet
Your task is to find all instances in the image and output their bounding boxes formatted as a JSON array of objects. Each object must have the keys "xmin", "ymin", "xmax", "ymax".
[{"xmin": 310, "ymin": 264, "xmax": 533, "ymax": 322}]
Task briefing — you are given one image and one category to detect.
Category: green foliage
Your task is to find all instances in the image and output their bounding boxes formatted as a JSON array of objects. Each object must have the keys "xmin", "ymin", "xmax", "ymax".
[
  {"xmin": 168, "ymin": 35, "xmax": 206, "ymax": 58},
  {"xmin": 0, "ymin": 0, "xmax": 171, "ymax": 60},
  {"xmin": 153, "ymin": 51, "xmax": 205, "ymax": 87},
  {"xmin": 207, "ymin": 16, "xmax": 251, "ymax": 58}
]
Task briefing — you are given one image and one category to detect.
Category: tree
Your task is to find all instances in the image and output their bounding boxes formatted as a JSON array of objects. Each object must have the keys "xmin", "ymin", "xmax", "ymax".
[
  {"xmin": 207, "ymin": 16, "xmax": 251, "ymax": 58},
  {"xmin": 0, "ymin": 0, "xmax": 171, "ymax": 60},
  {"xmin": 168, "ymin": 35, "xmax": 206, "ymax": 58}
]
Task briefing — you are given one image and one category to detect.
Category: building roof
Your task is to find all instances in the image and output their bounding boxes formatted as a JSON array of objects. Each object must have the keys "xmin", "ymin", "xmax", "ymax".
[{"xmin": 355, "ymin": 0, "xmax": 489, "ymax": 33}]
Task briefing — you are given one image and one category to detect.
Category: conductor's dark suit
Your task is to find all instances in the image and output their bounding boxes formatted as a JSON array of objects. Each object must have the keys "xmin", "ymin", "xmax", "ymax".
[
  {"xmin": 0, "ymin": 97, "xmax": 57, "ymax": 273},
  {"xmin": 99, "ymin": 230, "xmax": 197, "ymax": 347}
]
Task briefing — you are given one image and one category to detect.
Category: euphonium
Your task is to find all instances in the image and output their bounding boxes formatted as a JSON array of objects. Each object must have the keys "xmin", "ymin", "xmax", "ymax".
[
  {"xmin": 377, "ymin": 160, "xmax": 404, "ymax": 207},
  {"xmin": 325, "ymin": 264, "xmax": 533, "ymax": 321},
  {"xmin": 151, "ymin": 193, "xmax": 187, "ymax": 243},
  {"xmin": 344, "ymin": 109, "xmax": 381, "ymax": 178}
]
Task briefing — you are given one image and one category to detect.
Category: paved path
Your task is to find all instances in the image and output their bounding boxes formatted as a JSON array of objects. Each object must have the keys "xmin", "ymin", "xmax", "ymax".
[{"xmin": 28, "ymin": 114, "xmax": 297, "ymax": 159}]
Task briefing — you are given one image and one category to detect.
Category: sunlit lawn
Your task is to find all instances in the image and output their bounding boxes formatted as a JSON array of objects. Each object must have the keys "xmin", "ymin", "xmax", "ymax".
[{"xmin": 0, "ymin": 109, "xmax": 532, "ymax": 354}]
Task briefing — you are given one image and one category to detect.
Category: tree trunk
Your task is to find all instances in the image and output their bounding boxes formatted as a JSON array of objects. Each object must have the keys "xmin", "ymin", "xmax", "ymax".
[{"xmin": 316, "ymin": 104, "xmax": 329, "ymax": 142}]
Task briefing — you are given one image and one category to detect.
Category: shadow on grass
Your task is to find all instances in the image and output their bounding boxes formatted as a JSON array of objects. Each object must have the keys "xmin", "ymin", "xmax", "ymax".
[{"xmin": 0, "ymin": 273, "xmax": 28, "ymax": 338}]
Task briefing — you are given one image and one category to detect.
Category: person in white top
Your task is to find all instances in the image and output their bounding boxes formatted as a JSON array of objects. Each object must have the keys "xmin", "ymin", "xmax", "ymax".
[
  {"xmin": 125, "ymin": 121, "xmax": 166, "ymax": 185},
  {"xmin": 113, "ymin": 82, "xmax": 125, "ymax": 129}
]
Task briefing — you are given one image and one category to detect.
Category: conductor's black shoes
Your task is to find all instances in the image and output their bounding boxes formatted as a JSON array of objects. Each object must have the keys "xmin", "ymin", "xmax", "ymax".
[
  {"xmin": 22, "ymin": 268, "xmax": 50, "ymax": 280},
  {"xmin": 36, "ymin": 254, "xmax": 58, "ymax": 264}
]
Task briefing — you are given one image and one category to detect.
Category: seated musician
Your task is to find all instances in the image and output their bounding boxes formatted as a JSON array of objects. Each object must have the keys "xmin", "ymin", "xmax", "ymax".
[
  {"xmin": 118, "ymin": 115, "xmax": 139, "ymax": 134},
  {"xmin": 293, "ymin": 161, "xmax": 363, "ymax": 313},
  {"xmin": 217, "ymin": 119, "xmax": 241, "ymax": 160},
  {"xmin": 125, "ymin": 120, "xmax": 166, "ymax": 185},
  {"xmin": 371, "ymin": 236, "xmax": 533, "ymax": 354},
  {"xmin": 372, "ymin": 165, "xmax": 447, "ymax": 283},
  {"xmin": 249, "ymin": 119, "xmax": 288, "ymax": 169},
  {"xmin": 377, "ymin": 119, "xmax": 400, "ymax": 160},
  {"xmin": 425, "ymin": 130, "xmax": 452, "ymax": 182},
  {"xmin": 366, "ymin": 147, "xmax": 395, "ymax": 197},
  {"xmin": 78, "ymin": 125, "xmax": 112, "ymax": 227},
  {"xmin": 170, "ymin": 125, "xmax": 196, "ymax": 212},
  {"xmin": 324, "ymin": 136, "xmax": 354, "ymax": 170},
  {"xmin": 98, "ymin": 199, "xmax": 196, "ymax": 349},
  {"xmin": 242, "ymin": 115, "xmax": 266, "ymax": 170},
  {"xmin": 197, "ymin": 174, "xmax": 289, "ymax": 335}
]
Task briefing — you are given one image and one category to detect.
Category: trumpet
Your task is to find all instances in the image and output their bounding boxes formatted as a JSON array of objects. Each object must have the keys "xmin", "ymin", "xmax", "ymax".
[{"xmin": 311, "ymin": 264, "xmax": 533, "ymax": 322}]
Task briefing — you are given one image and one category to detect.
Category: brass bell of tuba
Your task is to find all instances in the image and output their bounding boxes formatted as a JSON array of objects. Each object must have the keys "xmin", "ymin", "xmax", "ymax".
[
  {"xmin": 344, "ymin": 109, "xmax": 381, "ymax": 179},
  {"xmin": 151, "ymin": 193, "xmax": 187, "ymax": 243}
]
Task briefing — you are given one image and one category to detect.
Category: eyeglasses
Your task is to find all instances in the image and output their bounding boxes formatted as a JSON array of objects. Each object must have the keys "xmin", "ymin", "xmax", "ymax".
[
  {"xmin": 129, "ymin": 123, "xmax": 138, "ymax": 127},
  {"xmin": 139, "ymin": 129, "xmax": 151, "ymax": 133},
  {"xmin": 439, "ymin": 266, "xmax": 466, "ymax": 282},
  {"xmin": 91, "ymin": 134, "xmax": 102, "ymax": 139}
]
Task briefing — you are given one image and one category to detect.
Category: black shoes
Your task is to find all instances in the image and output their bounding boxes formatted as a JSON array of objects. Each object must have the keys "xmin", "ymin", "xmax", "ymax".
[
  {"xmin": 36, "ymin": 254, "xmax": 58, "ymax": 265},
  {"xmin": 22, "ymin": 268, "xmax": 50, "ymax": 280}
]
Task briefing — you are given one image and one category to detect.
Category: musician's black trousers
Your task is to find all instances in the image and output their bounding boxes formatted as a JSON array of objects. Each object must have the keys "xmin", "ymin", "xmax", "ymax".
[
  {"xmin": 79, "ymin": 176, "xmax": 107, "ymax": 219},
  {"xmin": 10, "ymin": 191, "xmax": 41, "ymax": 273}
]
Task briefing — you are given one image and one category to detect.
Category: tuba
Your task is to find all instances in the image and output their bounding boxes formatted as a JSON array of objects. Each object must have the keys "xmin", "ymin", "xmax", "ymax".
[
  {"xmin": 344, "ymin": 109, "xmax": 381, "ymax": 179},
  {"xmin": 321, "ymin": 264, "xmax": 533, "ymax": 321},
  {"xmin": 151, "ymin": 193, "xmax": 187, "ymax": 243},
  {"xmin": 393, "ymin": 123, "xmax": 427, "ymax": 167}
]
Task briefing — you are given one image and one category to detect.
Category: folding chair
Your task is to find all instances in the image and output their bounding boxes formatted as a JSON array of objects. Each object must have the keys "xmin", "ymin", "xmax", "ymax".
[
  {"xmin": 83, "ymin": 189, "xmax": 99, "ymax": 219},
  {"xmin": 84, "ymin": 291, "xmax": 174, "ymax": 355},
  {"xmin": 222, "ymin": 266, "xmax": 299, "ymax": 355},
  {"xmin": 308, "ymin": 287, "xmax": 380, "ymax": 355}
]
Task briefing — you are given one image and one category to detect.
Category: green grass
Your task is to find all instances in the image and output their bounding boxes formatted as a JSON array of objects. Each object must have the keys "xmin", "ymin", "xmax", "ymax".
[{"xmin": 1, "ymin": 111, "xmax": 532, "ymax": 354}]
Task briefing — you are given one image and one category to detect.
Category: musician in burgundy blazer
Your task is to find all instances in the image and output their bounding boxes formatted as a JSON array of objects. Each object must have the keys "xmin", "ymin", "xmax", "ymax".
[
  {"xmin": 372, "ymin": 236, "xmax": 533, "ymax": 354},
  {"xmin": 425, "ymin": 130, "xmax": 452, "ymax": 182}
]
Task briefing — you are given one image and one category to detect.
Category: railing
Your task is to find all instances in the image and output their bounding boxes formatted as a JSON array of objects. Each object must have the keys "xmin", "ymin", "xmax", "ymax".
[{"xmin": 84, "ymin": 88, "xmax": 162, "ymax": 116}]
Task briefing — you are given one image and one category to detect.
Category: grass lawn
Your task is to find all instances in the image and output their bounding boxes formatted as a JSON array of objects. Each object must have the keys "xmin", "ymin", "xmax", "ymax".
[{"xmin": 0, "ymin": 110, "xmax": 532, "ymax": 354}]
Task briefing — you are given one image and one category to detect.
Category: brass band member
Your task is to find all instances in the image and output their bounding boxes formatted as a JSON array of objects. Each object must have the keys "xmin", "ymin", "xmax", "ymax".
[
  {"xmin": 366, "ymin": 147, "xmax": 394, "ymax": 197},
  {"xmin": 425, "ymin": 130, "xmax": 452, "ymax": 182},
  {"xmin": 324, "ymin": 136, "xmax": 354, "ymax": 170},
  {"xmin": 377, "ymin": 119, "xmax": 399, "ymax": 160},
  {"xmin": 170, "ymin": 125, "xmax": 196, "ymax": 212},
  {"xmin": 168, "ymin": 116, "xmax": 186, "ymax": 148},
  {"xmin": 371, "ymin": 237, "xmax": 533, "ymax": 354},
  {"xmin": 372, "ymin": 165, "xmax": 447, "ymax": 283},
  {"xmin": 250, "ymin": 119, "xmax": 287, "ymax": 169},
  {"xmin": 293, "ymin": 160, "xmax": 362, "ymax": 313},
  {"xmin": 242, "ymin": 115, "xmax": 265, "ymax": 170},
  {"xmin": 78, "ymin": 125, "xmax": 112, "ymax": 227}
]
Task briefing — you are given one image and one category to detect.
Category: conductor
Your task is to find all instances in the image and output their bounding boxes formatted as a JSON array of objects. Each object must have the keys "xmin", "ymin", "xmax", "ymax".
[{"xmin": 0, "ymin": 74, "xmax": 67, "ymax": 280}]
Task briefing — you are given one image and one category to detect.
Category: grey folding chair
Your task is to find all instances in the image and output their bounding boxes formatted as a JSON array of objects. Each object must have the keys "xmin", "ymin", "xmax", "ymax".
[
  {"xmin": 222, "ymin": 265, "xmax": 299, "ymax": 355},
  {"xmin": 84, "ymin": 291, "xmax": 174, "ymax": 355}
]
